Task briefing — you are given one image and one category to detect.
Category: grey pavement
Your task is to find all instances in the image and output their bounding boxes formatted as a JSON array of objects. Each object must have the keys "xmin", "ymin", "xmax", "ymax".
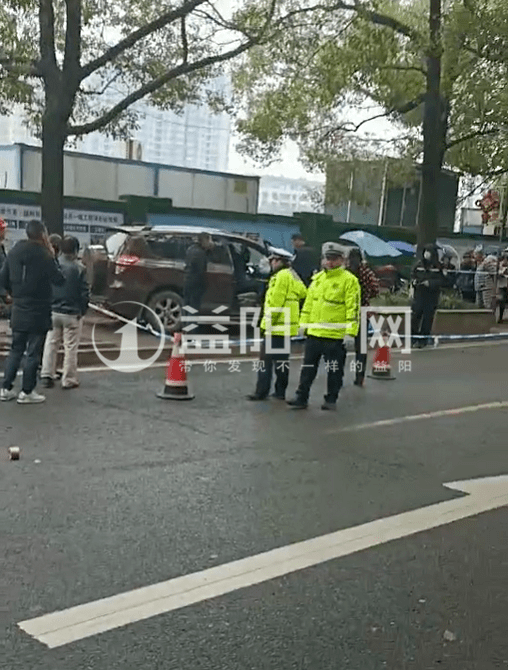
[{"xmin": 1, "ymin": 342, "xmax": 508, "ymax": 669}]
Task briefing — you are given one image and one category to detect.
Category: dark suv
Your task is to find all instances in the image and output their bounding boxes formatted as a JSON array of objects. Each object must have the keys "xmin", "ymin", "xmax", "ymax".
[{"xmin": 83, "ymin": 225, "xmax": 271, "ymax": 332}]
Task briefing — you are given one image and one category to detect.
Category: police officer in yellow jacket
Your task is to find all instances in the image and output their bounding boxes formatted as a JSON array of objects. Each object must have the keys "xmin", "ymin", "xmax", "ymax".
[
  {"xmin": 248, "ymin": 248, "xmax": 307, "ymax": 401},
  {"xmin": 287, "ymin": 242, "xmax": 360, "ymax": 410}
]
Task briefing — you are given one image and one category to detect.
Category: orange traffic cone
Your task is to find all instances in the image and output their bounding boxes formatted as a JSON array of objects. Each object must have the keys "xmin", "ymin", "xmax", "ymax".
[
  {"xmin": 368, "ymin": 343, "xmax": 395, "ymax": 380},
  {"xmin": 157, "ymin": 333, "xmax": 195, "ymax": 400}
]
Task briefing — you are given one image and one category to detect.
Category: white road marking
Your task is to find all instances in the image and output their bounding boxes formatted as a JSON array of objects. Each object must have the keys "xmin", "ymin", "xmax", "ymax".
[
  {"xmin": 18, "ymin": 474, "xmax": 508, "ymax": 649},
  {"xmin": 326, "ymin": 401, "xmax": 508, "ymax": 434},
  {"xmin": 73, "ymin": 338, "xmax": 508, "ymax": 373}
]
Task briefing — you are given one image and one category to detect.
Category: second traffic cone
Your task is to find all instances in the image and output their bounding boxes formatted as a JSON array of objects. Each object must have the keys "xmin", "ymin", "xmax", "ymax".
[
  {"xmin": 157, "ymin": 333, "xmax": 195, "ymax": 400},
  {"xmin": 368, "ymin": 343, "xmax": 395, "ymax": 380}
]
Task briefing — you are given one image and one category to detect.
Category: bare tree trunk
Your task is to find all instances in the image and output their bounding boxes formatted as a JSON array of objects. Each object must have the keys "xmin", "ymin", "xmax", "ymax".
[{"xmin": 418, "ymin": 0, "xmax": 447, "ymax": 250}]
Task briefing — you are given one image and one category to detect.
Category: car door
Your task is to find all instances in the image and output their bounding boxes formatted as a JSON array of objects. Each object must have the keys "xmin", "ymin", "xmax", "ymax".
[{"xmin": 201, "ymin": 235, "xmax": 235, "ymax": 313}]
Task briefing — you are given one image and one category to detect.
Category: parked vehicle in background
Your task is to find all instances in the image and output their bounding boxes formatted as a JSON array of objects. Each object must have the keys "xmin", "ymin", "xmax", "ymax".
[{"xmin": 83, "ymin": 225, "xmax": 271, "ymax": 332}]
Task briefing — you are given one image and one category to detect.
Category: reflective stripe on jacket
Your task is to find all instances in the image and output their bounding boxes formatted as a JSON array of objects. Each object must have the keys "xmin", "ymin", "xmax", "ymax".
[
  {"xmin": 260, "ymin": 267, "xmax": 307, "ymax": 337},
  {"xmin": 300, "ymin": 267, "xmax": 360, "ymax": 339}
]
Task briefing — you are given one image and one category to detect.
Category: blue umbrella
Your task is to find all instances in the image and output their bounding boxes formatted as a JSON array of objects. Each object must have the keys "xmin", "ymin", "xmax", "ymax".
[
  {"xmin": 340, "ymin": 230, "xmax": 402, "ymax": 258},
  {"xmin": 390, "ymin": 240, "xmax": 416, "ymax": 256}
]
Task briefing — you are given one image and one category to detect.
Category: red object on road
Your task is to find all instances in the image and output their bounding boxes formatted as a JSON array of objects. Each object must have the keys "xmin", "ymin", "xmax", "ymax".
[
  {"xmin": 157, "ymin": 333, "xmax": 195, "ymax": 400},
  {"xmin": 368, "ymin": 344, "xmax": 395, "ymax": 380}
]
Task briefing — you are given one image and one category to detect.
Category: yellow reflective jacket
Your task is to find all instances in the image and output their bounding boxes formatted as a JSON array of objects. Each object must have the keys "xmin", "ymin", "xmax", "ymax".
[
  {"xmin": 300, "ymin": 267, "xmax": 360, "ymax": 339},
  {"xmin": 260, "ymin": 267, "xmax": 307, "ymax": 337}
]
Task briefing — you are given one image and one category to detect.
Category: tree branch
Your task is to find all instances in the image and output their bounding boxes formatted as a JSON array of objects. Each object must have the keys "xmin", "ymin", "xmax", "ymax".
[
  {"xmin": 378, "ymin": 64, "xmax": 426, "ymax": 75},
  {"xmin": 351, "ymin": 94, "xmax": 426, "ymax": 131},
  {"xmin": 68, "ymin": 39, "xmax": 258, "ymax": 136},
  {"xmin": 181, "ymin": 16, "xmax": 188, "ymax": 64},
  {"xmin": 80, "ymin": 0, "xmax": 207, "ymax": 82},
  {"xmin": 446, "ymin": 127, "xmax": 502, "ymax": 150},
  {"xmin": 341, "ymin": 1, "xmax": 418, "ymax": 39},
  {"xmin": 79, "ymin": 71, "xmax": 122, "ymax": 96},
  {"xmin": 39, "ymin": 0, "xmax": 59, "ymax": 79}
]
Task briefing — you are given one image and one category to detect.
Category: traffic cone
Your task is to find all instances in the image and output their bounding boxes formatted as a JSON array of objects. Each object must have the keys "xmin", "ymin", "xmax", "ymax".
[
  {"xmin": 368, "ymin": 343, "xmax": 396, "ymax": 380},
  {"xmin": 157, "ymin": 333, "xmax": 195, "ymax": 400}
]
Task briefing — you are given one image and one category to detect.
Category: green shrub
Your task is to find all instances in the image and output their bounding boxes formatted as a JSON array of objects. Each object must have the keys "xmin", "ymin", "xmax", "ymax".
[
  {"xmin": 371, "ymin": 291, "xmax": 411, "ymax": 307},
  {"xmin": 438, "ymin": 292, "xmax": 478, "ymax": 310},
  {"xmin": 371, "ymin": 289, "xmax": 480, "ymax": 310}
]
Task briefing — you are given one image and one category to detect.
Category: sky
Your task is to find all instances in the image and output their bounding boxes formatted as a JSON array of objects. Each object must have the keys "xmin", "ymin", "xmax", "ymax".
[
  {"xmin": 227, "ymin": 105, "xmax": 400, "ymax": 183},
  {"xmin": 227, "ymin": 136, "xmax": 325, "ymax": 182}
]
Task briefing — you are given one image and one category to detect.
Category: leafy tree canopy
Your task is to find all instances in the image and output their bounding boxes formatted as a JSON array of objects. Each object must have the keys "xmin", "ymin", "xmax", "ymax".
[{"xmin": 232, "ymin": 0, "xmax": 508, "ymax": 206}]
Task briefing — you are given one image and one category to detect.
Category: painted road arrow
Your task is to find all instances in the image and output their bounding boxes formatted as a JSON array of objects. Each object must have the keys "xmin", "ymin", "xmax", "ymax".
[{"xmin": 18, "ymin": 474, "xmax": 508, "ymax": 649}]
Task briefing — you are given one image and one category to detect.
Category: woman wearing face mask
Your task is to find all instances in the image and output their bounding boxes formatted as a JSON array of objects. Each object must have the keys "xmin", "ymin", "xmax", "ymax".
[{"xmin": 411, "ymin": 244, "xmax": 445, "ymax": 348}]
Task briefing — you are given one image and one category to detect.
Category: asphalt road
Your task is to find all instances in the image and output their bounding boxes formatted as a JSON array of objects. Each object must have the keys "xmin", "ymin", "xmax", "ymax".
[{"xmin": 1, "ymin": 341, "xmax": 508, "ymax": 669}]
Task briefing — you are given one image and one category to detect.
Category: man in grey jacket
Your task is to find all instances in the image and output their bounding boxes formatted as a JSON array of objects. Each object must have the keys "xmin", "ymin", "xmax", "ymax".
[{"xmin": 40, "ymin": 236, "xmax": 90, "ymax": 389}]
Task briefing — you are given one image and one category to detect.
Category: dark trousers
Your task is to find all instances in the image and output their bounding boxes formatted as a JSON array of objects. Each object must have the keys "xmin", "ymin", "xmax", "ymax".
[
  {"xmin": 354, "ymin": 330, "xmax": 367, "ymax": 382},
  {"xmin": 411, "ymin": 290, "xmax": 438, "ymax": 344},
  {"xmin": 3, "ymin": 330, "xmax": 47, "ymax": 393},
  {"xmin": 295, "ymin": 336, "xmax": 346, "ymax": 404},
  {"xmin": 254, "ymin": 335, "xmax": 290, "ymax": 398},
  {"xmin": 461, "ymin": 290, "xmax": 476, "ymax": 304},
  {"xmin": 498, "ymin": 288, "xmax": 507, "ymax": 322},
  {"xmin": 183, "ymin": 285, "xmax": 205, "ymax": 313}
]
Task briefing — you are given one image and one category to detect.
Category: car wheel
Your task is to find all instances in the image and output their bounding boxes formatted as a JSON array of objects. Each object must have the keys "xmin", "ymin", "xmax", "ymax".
[{"xmin": 146, "ymin": 290, "xmax": 183, "ymax": 333}]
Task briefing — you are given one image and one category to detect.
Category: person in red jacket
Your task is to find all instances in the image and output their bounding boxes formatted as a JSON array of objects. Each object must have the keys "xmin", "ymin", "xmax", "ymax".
[{"xmin": 347, "ymin": 247, "xmax": 379, "ymax": 386}]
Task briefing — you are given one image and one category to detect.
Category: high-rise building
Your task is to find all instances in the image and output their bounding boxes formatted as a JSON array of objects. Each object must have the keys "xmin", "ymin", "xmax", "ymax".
[
  {"xmin": 258, "ymin": 175, "xmax": 324, "ymax": 217},
  {"xmin": 0, "ymin": 76, "xmax": 231, "ymax": 173}
]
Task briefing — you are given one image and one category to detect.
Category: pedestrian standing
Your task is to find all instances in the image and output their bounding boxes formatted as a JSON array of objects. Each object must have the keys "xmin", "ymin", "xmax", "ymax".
[
  {"xmin": 40, "ymin": 236, "xmax": 90, "ymax": 390},
  {"xmin": 456, "ymin": 251, "xmax": 476, "ymax": 303},
  {"xmin": 247, "ymin": 248, "xmax": 307, "ymax": 401},
  {"xmin": 347, "ymin": 247, "xmax": 379, "ymax": 386},
  {"xmin": 49, "ymin": 234, "xmax": 62, "ymax": 258},
  {"xmin": 495, "ymin": 250, "xmax": 508, "ymax": 323},
  {"xmin": 473, "ymin": 245, "xmax": 486, "ymax": 306},
  {"xmin": 291, "ymin": 233, "xmax": 318, "ymax": 287},
  {"xmin": 287, "ymin": 242, "xmax": 360, "ymax": 411},
  {"xmin": 0, "ymin": 218, "xmax": 10, "ymax": 319},
  {"xmin": 0, "ymin": 220, "xmax": 65, "ymax": 404},
  {"xmin": 411, "ymin": 243, "xmax": 445, "ymax": 348},
  {"xmin": 183, "ymin": 232, "xmax": 214, "ymax": 314},
  {"xmin": 476, "ymin": 252, "xmax": 497, "ymax": 310}
]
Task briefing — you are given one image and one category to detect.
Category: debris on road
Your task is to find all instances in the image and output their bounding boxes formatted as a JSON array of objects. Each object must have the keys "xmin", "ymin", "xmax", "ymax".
[
  {"xmin": 8, "ymin": 446, "xmax": 20, "ymax": 460},
  {"xmin": 443, "ymin": 629, "xmax": 457, "ymax": 642}
]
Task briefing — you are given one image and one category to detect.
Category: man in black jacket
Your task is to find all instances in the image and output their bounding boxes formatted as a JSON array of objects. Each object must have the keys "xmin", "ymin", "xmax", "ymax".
[
  {"xmin": 183, "ymin": 232, "xmax": 214, "ymax": 313},
  {"xmin": 0, "ymin": 220, "xmax": 65, "ymax": 404},
  {"xmin": 41, "ymin": 236, "xmax": 90, "ymax": 390},
  {"xmin": 411, "ymin": 243, "xmax": 444, "ymax": 348},
  {"xmin": 0, "ymin": 217, "xmax": 9, "ymax": 318},
  {"xmin": 291, "ymin": 234, "xmax": 318, "ymax": 287}
]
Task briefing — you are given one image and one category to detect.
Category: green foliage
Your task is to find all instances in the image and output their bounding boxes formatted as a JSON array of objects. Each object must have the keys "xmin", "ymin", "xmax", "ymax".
[
  {"xmin": 438, "ymin": 291, "xmax": 479, "ymax": 310},
  {"xmin": 371, "ymin": 290, "xmax": 411, "ymax": 307},
  {"xmin": 372, "ymin": 288, "xmax": 482, "ymax": 310},
  {"xmin": 0, "ymin": 0, "xmax": 277, "ymax": 141},
  {"xmin": 233, "ymin": 0, "xmax": 508, "ymax": 202}
]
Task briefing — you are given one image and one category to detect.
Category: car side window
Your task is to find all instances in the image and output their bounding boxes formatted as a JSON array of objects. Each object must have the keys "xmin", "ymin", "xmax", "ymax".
[
  {"xmin": 245, "ymin": 244, "xmax": 270, "ymax": 275},
  {"xmin": 209, "ymin": 238, "xmax": 233, "ymax": 267},
  {"xmin": 105, "ymin": 232, "xmax": 127, "ymax": 258},
  {"xmin": 145, "ymin": 235, "xmax": 192, "ymax": 260}
]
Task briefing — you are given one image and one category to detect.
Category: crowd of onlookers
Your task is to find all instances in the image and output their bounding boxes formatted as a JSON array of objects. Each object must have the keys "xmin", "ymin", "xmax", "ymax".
[{"xmin": 442, "ymin": 245, "xmax": 508, "ymax": 318}]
